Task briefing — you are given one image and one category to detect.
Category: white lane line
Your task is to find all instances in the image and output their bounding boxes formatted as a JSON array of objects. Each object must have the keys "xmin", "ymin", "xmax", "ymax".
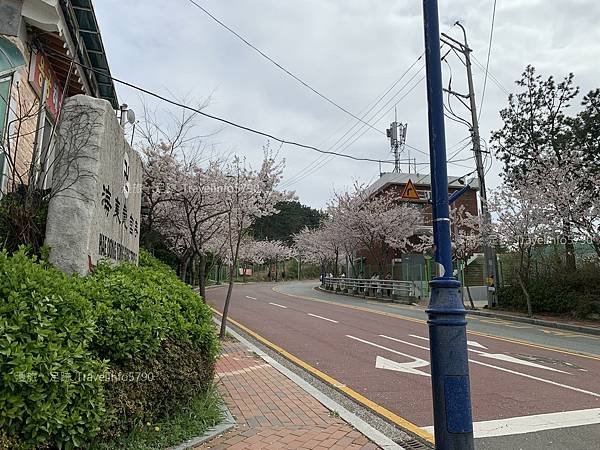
[
  {"xmin": 410, "ymin": 334, "xmax": 487, "ymax": 350},
  {"xmin": 381, "ymin": 335, "xmax": 429, "ymax": 351},
  {"xmin": 308, "ymin": 313, "xmax": 338, "ymax": 323},
  {"xmin": 269, "ymin": 302, "xmax": 287, "ymax": 309},
  {"xmin": 470, "ymin": 359, "xmax": 600, "ymax": 398},
  {"xmin": 423, "ymin": 407, "xmax": 600, "ymax": 438},
  {"xmin": 245, "ymin": 296, "xmax": 257, "ymax": 300},
  {"xmin": 407, "ymin": 335, "xmax": 569, "ymax": 374}
]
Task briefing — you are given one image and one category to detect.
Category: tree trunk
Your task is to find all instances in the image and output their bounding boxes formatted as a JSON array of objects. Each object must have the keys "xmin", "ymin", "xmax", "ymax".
[
  {"xmin": 181, "ymin": 254, "xmax": 190, "ymax": 283},
  {"xmin": 219, "ymin": 265, "xmax": 235, "ymax": 339},
  {"xmin": 465, "ymin": 284, "xmax": 476, "ymax": 310},
  {"xmin": 191, "ymin": 254, "xmax": 197, "ymax": 288},
  {"xmin": 563, "ymin": 222, "xmax": 576, "ymax": 271},
  {"xmin": 516, "ymin": 273, "xmax": 533, "ymax": 318},
  {"xmin": 198, "ymin": 253, "xmax": 207, "ymax": 301}
]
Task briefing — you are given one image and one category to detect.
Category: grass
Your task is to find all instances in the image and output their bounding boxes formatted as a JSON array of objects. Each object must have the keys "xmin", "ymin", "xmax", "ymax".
[{"xmin": 92, "ymin": 387, "xmax": 223, "ymax": 450}]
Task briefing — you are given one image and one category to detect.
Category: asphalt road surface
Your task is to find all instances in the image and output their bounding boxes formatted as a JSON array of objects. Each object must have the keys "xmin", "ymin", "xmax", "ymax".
[{"xmin": 208, "ymin": 281, "xmax": 600, "ymax": 450}]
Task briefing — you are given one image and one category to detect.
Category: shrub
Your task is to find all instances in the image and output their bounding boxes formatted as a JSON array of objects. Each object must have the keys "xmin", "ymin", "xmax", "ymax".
[
  {"xmin": 0, "ymin": 250, "xmax": 106, "ymax": 449},
  {"xmin": 87, "ymin": 249, "xmax": 219, "ymax": 435},
  {"xmin": 498, "ymin": 265, "xmax": 600, "ymax": 319},
  {"xmin": 85, "ymin": 251, "xmax": 218, "ymax": 364},
  {"xmin": 0, "ymin": 249, "xmax": 219, "ymax": 447},
  {"xmin": 100, "ymin": 340, "xmax": 216, "ymax": 437}
]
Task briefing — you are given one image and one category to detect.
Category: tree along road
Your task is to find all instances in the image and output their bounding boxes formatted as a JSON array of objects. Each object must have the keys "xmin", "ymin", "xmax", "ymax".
[{"xmin": 208, "ymin": 281, "xmax": 600, "ymax": 450}]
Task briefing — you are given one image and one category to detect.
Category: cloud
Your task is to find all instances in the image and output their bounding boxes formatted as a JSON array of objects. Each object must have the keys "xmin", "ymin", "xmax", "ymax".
[{"xmin": 94, "ymin": 0, "xmax": 600, "ymax": 208}]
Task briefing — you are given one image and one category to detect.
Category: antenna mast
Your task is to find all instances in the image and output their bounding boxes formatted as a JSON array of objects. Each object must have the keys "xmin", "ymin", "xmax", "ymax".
[{"xmin": 386, "ymin": 110, "xmax": 408, "ymax": 173}]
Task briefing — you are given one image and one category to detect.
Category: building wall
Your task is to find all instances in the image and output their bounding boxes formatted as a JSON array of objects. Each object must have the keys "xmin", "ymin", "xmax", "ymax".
[{"xmin": 4, "ymin": 34, "xmax": 39, "ymax": 190}]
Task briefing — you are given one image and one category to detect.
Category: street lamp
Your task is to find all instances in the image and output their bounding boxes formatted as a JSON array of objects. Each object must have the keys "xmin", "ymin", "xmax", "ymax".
[{"xmin": 422, "ymin": 1, "xmax": 474, "ymax": 449}]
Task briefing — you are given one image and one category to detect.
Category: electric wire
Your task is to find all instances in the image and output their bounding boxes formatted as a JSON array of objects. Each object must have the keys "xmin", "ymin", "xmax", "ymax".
[
  {"xmin": 479, "ymin": 0, "xmax": 498, "ymax": 119},
  {"xmin": 184, "ymin": 0, "xmax": 385, "ymax": 136},
  {"xmin": 281, "ymin": 56, "xmax": 427, "ymax": 187},
  {"xmin": 37, "ymin": 44, "xmax": 396, "ymax": 165}
]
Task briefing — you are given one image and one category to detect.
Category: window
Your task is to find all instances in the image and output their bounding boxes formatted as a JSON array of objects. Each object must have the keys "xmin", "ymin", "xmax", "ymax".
[
  {"xmin": 0, "ymin": 75, "xmax": 12, "ymax": 192},
  {"xmin": 0, "ymin": 36, "xmax": 26, "ymax": 193}
]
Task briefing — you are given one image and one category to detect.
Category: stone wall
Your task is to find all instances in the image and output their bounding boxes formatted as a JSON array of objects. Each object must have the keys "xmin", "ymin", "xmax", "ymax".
[{"xmin": 45, "ymin": 95, "xmax": 142, "ymax": 275}]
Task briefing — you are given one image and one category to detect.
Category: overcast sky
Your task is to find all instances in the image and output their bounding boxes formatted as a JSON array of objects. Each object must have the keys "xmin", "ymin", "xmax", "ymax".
[{"xmin": 93, "ymin": 0, "xmax": 600, "ymax": 209}]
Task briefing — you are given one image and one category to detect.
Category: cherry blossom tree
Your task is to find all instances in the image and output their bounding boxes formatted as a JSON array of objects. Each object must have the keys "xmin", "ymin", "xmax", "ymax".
[
  {"xmin": 219, "ymin": 150, "xmax": 293, "ymax": 338},
  {"xmin": 329, "ymin": 184, "xmax": 422, "ymax": 275},
  {"xmin": 489, "ymin": 180, "xmax": 555, "ymax": 317}
]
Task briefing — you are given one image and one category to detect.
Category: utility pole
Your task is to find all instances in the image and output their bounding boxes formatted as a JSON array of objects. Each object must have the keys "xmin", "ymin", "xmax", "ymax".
[
  {"xmin": 422, "ymin": 2, "xmax": 475, "ymax": 449},
  {"xmin": 441, "ymin": 22, "xmax": 499, "ymax": 308}
]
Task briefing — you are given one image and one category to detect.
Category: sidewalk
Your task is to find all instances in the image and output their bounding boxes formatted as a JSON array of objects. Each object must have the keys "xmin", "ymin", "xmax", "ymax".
[{"xmin": 199, "ymin": 340, "xmax": 380, "ymax": 450}]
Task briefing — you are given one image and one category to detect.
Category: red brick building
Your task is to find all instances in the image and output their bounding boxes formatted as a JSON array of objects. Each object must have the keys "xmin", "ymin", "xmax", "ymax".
[{"xmin": 355, "ymin": 172, "xmax": 484, "ymax": 295}]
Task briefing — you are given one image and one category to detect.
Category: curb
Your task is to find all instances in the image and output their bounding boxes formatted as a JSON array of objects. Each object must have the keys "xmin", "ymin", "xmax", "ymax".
[
  {"xmin": 465, "ymin": 309, "xmax": 600, "ymax": 336},
  {"xmin": 168, "ymin": 404, "xmax": 235, "ymax": 450},
  {"xmin": 314, "ymin": 285, "xmax": 600, "ymax": 336}
]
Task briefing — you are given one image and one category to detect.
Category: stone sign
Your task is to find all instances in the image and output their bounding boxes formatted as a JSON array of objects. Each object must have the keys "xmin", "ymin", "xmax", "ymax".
[{"xmin": 45, "ymin": 95, "xmax": 142, "ymax": 275}]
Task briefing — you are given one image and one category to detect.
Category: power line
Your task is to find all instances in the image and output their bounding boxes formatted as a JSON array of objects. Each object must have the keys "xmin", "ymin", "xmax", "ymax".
[
  {"xmin": 39, "ymin": 45, "xmax": 395, "ymax": 165},
  {"xmin": 184, "ymin": 0, "xmax": 385, "ymax": 136},
  {"xmin": 281, "ymin": 56, "xmax": 427, "ymax": 188},
  {"xmin": 282, "ymin": 68, "xmax": 427, "ymax": 188},
  {"xmin": 479, "ymin": 0, "xmax": 498, "ymax": 119}
]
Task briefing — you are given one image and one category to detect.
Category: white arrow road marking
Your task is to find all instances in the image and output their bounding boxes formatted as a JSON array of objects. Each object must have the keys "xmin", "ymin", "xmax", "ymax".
[
  {"xmin": 375, "ymin": 355, "xmax": 431, "ymax": 377},
  {"xmin": 347, "ymin": 335, "xmax": 431, "ymax": 378},
  {"xmin": 307, "ymin": 313, "xmax": 338, "ymax": 323},
  {"xmin": 406, "ymin": 335, "xmax": 567, "ymax": 373},
  {"xmin": 245, "ymin": 296, "xmax": 257, "ymax": 300},
  {"xmin": 410, "ymin": 334, "xmax": 487, "ymax": 349},
  {"xmin": 423, "ymin": 407, "xmax": 600, "ymax": 438},
  {"xmin": 269, "ymin": 302, "xmax": 287, "ymax": 309}
]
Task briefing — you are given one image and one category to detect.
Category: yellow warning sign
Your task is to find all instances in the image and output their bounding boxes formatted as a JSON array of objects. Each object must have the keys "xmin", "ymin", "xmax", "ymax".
[{"xmin": 400, "ymin": 179, "xmax": 420, "ymax": 200}]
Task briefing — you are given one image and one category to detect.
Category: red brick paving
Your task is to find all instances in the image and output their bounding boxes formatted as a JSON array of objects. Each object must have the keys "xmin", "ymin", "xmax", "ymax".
[{"xmin": 198, "ymin": 340, "xmax": 380, "ymax": 449}]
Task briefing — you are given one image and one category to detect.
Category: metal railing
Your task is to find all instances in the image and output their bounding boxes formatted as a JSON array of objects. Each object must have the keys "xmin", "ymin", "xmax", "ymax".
[{"xmin": 322, "ymin": 277, "xmax": 415, "ymax": 300}]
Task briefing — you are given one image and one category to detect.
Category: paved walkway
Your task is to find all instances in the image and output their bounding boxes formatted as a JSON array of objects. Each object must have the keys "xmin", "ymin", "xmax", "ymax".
[{"xmin": 198, "ymin": 340, "xmax": 380, "ymax": 450}]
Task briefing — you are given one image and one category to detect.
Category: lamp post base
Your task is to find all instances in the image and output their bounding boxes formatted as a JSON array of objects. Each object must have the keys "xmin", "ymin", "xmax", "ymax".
[{"xmin": 426, "ymin": 277, "xmax": 474, "ymax": 450}]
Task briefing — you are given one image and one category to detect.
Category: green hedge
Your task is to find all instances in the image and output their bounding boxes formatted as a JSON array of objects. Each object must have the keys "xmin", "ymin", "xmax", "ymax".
[
  {"xmin": 0, "ymin": 249, "xmax": 219, "ymax": 449},
  {"xmin": 0, "ymin": 251, "xmax": 105, "ymax": 449},
  {"xmin": 498, "ymin": 266, "xmax": 600, "ymax": 319}
]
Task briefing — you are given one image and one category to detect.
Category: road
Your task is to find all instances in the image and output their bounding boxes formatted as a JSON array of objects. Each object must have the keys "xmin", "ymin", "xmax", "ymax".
[{"xmin": 208, "ymin": 281, "xmax": 600, "ymax": 449}]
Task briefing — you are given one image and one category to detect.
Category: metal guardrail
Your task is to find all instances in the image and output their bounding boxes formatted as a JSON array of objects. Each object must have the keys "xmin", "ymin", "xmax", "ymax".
[{"xmin": 322, "ymin": 277, "xmax": 415, "ymax": 299}]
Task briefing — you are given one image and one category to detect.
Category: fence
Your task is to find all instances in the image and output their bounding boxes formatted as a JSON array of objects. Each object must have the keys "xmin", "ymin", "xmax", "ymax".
[{"xmin": 322, "ymin": 277, "xmax": 416, "ymax": 301}]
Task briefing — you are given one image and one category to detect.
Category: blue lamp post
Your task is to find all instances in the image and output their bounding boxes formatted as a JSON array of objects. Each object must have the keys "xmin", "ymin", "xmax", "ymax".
[{"xmin": 422, "ymin": 1, "xmax": 475, "ymax": 449}]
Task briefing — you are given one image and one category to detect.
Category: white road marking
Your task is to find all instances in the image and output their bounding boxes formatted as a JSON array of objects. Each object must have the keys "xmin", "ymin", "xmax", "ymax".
[
  {"xmin": 423, "ymin": 407, "xmax": 600, "ymax": 438},
  {"xmin": 347, "ymin": 335, "xmax": 431, "ymax": 375},
  {"xmin": 406, "ymin": 335, "xmax": 569, "ymax": 374},
  {"xmin": 469, "ymin": 349, "xmax": 570, "ymax": 374},
  {"xmin": 376, "ymin": 355, "xmax": 430, "ymax": 377},
  {"xmin": 410, "ymin": 334, "xmax": 487, "ymax": 350},
  {"xmin": 245, "ymin": 296, "xmax": 257, "ymax": 300},
  {"xmin": 307, "ymin": 313, "xmax": 338, "ymax": 323},
  {"xmin": 470, "ymin": 359, "xmax": 600, "ymax": 398},
  {"xmin": 269, "ymin": 302, "xmax": 287, "ymax": 309},
  {"xmin": 380, "ymin": 335, "xmax": 596, "ymax": 396},
  {"xmin": 381, "ymin": 335, "xmax": 429, "ymax": 351}
]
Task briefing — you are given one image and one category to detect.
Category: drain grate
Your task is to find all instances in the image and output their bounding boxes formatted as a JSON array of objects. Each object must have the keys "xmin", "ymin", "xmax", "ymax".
[{"xmin": 395, "ymin": 438, "xmax": 431, "ymax": 449}]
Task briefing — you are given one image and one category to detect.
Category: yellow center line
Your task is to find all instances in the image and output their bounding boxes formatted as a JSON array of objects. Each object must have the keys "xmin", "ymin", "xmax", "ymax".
[
  {"xmin": 211, "ymin": 307, "xmax": 435, "ymax": 444},
  {"xmin": 272, "ymin": 286, "xmax": 600, "ymax": 362}
]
